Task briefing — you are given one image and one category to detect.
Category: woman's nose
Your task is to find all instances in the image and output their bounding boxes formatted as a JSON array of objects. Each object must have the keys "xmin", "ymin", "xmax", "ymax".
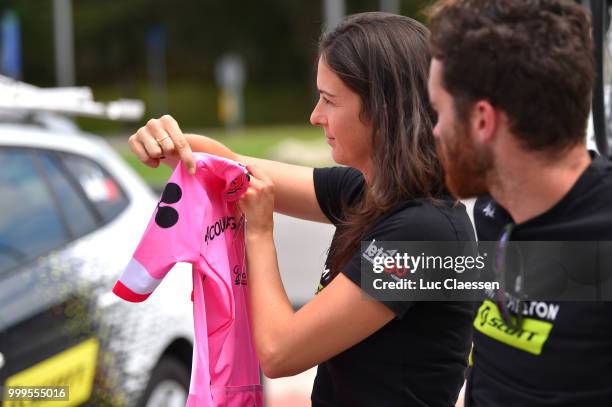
[{"xmin": 310, "ymin": 100, "xmax": 324, "ymax": 126}]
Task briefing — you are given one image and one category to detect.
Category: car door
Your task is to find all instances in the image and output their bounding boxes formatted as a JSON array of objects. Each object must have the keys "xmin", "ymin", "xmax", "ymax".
[{"xmin": 0, "ymin": 146, "xmax": 122, "ymax": 406}]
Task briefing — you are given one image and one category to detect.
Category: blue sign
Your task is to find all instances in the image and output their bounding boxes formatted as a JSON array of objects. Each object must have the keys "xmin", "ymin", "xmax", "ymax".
[{"xmin": 1, "ymin": 10, "xmax": 22, "ymax": 79}]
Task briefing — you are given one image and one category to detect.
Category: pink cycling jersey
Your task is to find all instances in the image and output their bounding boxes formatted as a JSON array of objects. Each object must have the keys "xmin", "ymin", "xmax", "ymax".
[{"xmin": 112, "ymin": 153, "xmax": 263, "ymax": 406}]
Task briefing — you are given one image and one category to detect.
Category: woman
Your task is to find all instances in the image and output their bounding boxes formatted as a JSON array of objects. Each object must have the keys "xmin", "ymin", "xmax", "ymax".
[{"xmin": 130, "ymin": 12, "xmax": 474, "ymax": 406}]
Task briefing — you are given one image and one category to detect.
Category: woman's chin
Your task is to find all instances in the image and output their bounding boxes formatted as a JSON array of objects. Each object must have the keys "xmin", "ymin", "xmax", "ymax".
[{"xmin": 330, "ymin": 149, "xmax": 343, "ymax": 165}]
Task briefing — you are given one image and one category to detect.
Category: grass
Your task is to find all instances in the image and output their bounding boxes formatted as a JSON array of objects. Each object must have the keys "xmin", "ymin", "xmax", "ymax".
[
  {"xmin": 121, "ymin": 153, "xmax": 174, "ymax": 185},
  {"xmin": 116, "ymin": 124, "xmax": 324, "ymax": 185},
  {"xmin": 77, "ymin": 81, "xmax": 314, "ymax": 133}
]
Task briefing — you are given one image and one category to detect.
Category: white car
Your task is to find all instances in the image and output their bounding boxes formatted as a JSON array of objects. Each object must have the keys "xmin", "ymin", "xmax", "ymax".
[{"xmin": 0, "ymin": 111, "xmax": 194, "ymax": 407}]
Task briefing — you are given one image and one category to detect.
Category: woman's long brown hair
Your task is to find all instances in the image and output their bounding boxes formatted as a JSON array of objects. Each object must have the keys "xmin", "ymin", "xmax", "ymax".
[{"xmin": 320, "ymin": 12, "xmax": 446, "ymax": 278}]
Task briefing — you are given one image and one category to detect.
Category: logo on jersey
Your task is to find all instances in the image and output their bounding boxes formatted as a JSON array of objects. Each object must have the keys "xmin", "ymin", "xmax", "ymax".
[
  {"xmin": 363, "ymin": 240, "xmax": 404, "ymax": 279},
  {"xmin": 233, "ymin": 265, "xmax": 247, "ymax": 286},
  {"xmin": 316, "ymin": 268, "xmax": 331, "ymax": 294},
  {"xmin": 226, "ymin": 172, "xmax": 249, "ymax": 198},
  {"xmin": 474, "ymin": 300, "xmax": 553, "ymax": 355},
  {"xmin": 204, "ymin": 216, "xmax": 236, "ymax": 244},
  {"xmin": 155, "ymin": 182, "xmax": 182, "ymax": 228},
  {"xmin": 482, "ymin": 202, "xmax": 495, "ymax": 218}
]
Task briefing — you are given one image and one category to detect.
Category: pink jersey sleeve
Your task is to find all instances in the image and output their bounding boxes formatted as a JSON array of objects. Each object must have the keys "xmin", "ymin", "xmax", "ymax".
[
  {"xmin": 196, "ymin": 152, "xmax": 249, "ymax": 203},
  {"xmin": 113, "ymin": 161, "xmax": 209, "ymax": 302}
]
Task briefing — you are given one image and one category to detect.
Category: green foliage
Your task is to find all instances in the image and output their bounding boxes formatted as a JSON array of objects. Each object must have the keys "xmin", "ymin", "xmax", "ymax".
[
  {"xmin": 1, "ymin": 0, "xmax": 435, "ymax": 129},
  {"xmin": 76, "ymin": 81, "xmax": 315, "ymax": 133}
]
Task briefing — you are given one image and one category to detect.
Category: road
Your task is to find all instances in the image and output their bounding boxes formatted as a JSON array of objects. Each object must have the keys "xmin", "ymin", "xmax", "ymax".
[{"xmin": 272, "ymin": 213, "xmax": 334, "ymax": 306}]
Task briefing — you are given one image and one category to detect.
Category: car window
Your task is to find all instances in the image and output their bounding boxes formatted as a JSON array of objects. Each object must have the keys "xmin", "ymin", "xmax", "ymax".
[
  {"xmin": 38, "ymin": 152, "xmax": 98, "ymax": 238},
  {"xmin": 61, "ymin": 153, "xmax": 129, "ymax": 223},
  {"xmin": 0, "ymin": 148, "xmax": 69, "ymax": 274}
]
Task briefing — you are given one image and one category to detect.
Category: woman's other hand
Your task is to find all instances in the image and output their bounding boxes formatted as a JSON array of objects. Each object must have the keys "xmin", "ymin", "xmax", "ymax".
[{"xmin": 239, "ymin": 164, "xmax": 275, "ymax": 237}]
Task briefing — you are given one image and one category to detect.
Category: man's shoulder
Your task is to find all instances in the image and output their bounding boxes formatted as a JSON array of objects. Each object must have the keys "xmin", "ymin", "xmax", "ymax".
[
  {"xmin": 473, "ymin": 155, "xmax": 612, "ymax": 240},
  {"xmin": 587, "ymin": 154, "xmax": 612, "ymax": 195}
]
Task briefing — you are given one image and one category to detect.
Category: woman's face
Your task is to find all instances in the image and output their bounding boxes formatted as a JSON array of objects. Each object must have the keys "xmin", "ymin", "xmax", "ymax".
[{"xmin": 310, "ymin": 58, "xmax": 373, "ymax": 174}]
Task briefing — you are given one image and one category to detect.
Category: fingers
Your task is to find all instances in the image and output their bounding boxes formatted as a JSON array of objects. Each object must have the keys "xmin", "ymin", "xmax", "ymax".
[
  {"xmin": 160, "ymin": 115, "xmax": 196, "ymax": 175},
  {"xmin": 134, "ymin": 143, "xmax": 160, "ymax": 168},
  {"xmin": 130, "ymin": 124, "xmax": 163, "ymax": 160},
  {"xmin": 237, "ymin": 194, "xmax": 247, "ymax": 214},
  {"xmin": 242, "ymin": 164, "xmax": 275, "ymax": 201},
  {"xmin": 237, "ymin": 177, "xmax": 274, "ymax": 235},
  {"xmin": 146, "ymin": 118, "xmax": 174, "ymax": 156},
  {"xmin": 140, "ymin": 127, "xmax": 164, "ymax": 158},
  {"xmin": 128, "ymin": 115, "xmax": 196, "ymax": 175},
  {"xmin": 237, "ymin": 188, "xmax": 259, "ymax": 217},
  {"xmin": 128, "ymin": 128, "xmax": 161, "ymax": 168},
  {"xmin": 245, "ymin": 164, "xmax": 272, "ymax": 184}
]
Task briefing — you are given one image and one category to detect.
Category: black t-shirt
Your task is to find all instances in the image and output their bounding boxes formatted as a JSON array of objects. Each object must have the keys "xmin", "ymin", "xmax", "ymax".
[
  {"xmin": 311, "ymin": 166, "xmax": 476, "ymax": 407},
  {"xmin": 467, "ymin": 153, "xmax": 612, "ymax": 407}
]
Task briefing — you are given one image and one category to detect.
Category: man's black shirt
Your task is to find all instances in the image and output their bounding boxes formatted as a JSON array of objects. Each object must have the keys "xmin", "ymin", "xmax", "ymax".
[{"xmin": 468, "ymin": 153, "xmax": 612, "ymax": 406}]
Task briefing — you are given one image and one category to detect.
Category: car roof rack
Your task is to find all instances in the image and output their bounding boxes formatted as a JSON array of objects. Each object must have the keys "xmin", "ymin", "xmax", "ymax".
[{"xmin": 0, "ymin": 75, "xmax": 144, "ymax": 121}]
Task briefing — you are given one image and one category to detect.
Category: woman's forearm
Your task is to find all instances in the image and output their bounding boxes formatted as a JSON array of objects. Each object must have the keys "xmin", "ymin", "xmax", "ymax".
[
  {"xmin": 245, "ymin": 231, "xmax": 295, "ymax": 376},
  {"xmin": 186, "ymin": 133, "xmax": 326, "ymax": 221},
  {"xmin": 185, "ymin": 133, "xmax": 238, "ymax": 160}
]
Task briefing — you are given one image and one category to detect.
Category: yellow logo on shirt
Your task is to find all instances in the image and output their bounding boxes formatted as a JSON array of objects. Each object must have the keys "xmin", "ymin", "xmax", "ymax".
[{"xmin": 474, "ymin": 300, "xmax": 553, "ymax": 355}]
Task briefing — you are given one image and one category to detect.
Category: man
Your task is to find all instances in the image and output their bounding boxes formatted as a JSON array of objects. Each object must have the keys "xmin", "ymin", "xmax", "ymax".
[{"xmin": 428, "ymin": 0, "xmax": 612, "ymax": 405}]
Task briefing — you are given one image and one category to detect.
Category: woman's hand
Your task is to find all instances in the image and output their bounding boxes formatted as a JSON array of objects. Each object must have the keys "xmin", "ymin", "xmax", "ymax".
[
  {"xmin": 128, "ymin": 115, "xmax": 196, "ymax": 174},
  {"xmin": 238, "ymin": 165, "xmax": 275, "ymax": 237}
]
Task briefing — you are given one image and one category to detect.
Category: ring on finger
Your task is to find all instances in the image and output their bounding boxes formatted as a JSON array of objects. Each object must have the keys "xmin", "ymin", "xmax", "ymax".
[{"xmin": 155, "ymin": 135, "xmax": 171, "ymax": 145}]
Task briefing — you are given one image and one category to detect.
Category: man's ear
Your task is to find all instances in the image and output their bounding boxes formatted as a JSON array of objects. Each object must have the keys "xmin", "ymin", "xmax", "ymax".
[{"xmin": 470, "ymin": 100, "xmax": 498, "ymax": 145}]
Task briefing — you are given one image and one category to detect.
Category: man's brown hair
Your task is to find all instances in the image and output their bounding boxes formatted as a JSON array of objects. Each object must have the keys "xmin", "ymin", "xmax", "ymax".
[{"xmin": 429, "ymin": 0, "xmax": 595, "ymax": 151}]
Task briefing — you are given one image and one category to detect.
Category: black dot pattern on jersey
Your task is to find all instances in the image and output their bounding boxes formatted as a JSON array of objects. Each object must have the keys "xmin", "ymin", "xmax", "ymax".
[{"xmin": 155, "ymin": 182, "xmax": 182, "ymax": 228}]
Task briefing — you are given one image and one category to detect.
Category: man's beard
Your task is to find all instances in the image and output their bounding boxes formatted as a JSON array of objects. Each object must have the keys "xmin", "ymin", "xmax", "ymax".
[{"xmin": 436, "ymin": 122, "xmax": 493, "ymax": 199}]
